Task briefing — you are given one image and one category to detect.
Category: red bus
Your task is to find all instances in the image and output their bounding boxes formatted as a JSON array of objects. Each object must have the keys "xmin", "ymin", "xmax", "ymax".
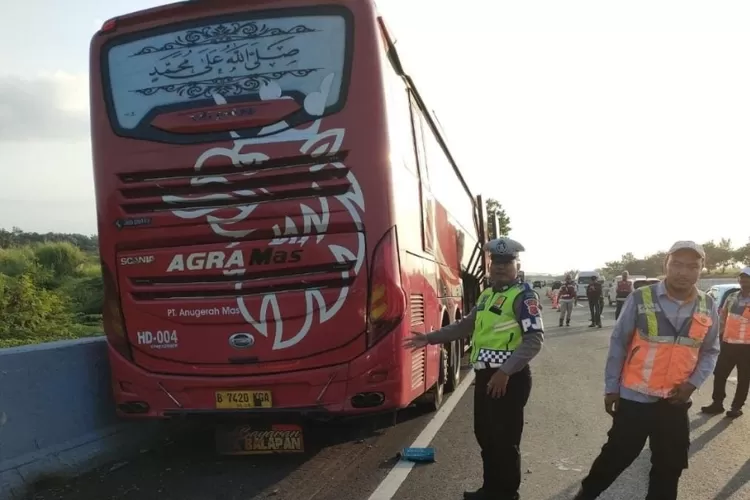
[{"xmin": 90, "ymin": 0, "xmax": 487, "ymax": 424}]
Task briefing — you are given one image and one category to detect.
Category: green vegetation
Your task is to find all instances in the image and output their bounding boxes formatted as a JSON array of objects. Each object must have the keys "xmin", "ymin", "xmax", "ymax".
[
  {"xmin": 0, "ymin": 228, "xmax": 102, "ymax": 348},
  {"xmin": 598, "ymin": 238, "xmax": 750, "ymax": 279},
  {"xmin": 486, "ymin": 198, "xmax": 512, "ymax": 239}
]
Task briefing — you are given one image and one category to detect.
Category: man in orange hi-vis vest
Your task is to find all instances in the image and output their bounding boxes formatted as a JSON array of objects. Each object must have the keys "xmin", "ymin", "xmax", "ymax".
[
  {"xmin": 701, "ymin": 267, "xmax": 750, "ymax": 418},
  {"xmin": 573, "ymin": 241, "xmax": 720, "ymax": 500}
]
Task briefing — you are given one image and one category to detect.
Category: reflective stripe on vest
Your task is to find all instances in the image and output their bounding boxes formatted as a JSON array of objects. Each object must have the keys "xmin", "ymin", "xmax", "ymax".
[
  {"xmin": 470, "ymin": 285, "xmax": 524, "ymax": 365},
  {"xmin": 724, "ymin": 292, "xmax": 750, "ymax": 344},
  {"xmin": 620, "ymin": 285, "xmax": 712, "ymax": 398}
]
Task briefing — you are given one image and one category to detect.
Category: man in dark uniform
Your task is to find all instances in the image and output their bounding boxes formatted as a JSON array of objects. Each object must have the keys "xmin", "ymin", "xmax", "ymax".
[
  {"xmin": 587, "ymin": 276, "xmax": 603, "ymax": 328},
  {"xmin": 404, "ymin": 237, "xmax": 545, "ymax": 500}
]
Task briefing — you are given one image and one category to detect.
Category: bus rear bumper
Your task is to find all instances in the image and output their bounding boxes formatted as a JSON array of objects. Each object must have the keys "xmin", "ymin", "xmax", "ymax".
[{"xmin": 107, "ymin": 343, "xmax": 404, "ymax": 420}]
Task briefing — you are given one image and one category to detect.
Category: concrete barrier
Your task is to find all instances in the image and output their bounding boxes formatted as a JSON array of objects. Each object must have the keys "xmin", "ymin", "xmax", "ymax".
[{"xmin": 0, "ymin": 337, "xmax": 183, "ymax": 499}]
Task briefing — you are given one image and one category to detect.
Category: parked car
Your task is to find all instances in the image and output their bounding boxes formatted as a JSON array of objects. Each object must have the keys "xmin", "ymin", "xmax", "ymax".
[{"xmin": 533, "ymin": 280, "xmax": 543, "ymax": 289}]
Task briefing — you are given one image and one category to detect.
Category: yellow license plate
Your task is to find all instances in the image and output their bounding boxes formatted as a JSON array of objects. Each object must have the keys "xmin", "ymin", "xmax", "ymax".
[{"xmin": 215, "ymin": 390, "xmax": 272, "ymax": 409}]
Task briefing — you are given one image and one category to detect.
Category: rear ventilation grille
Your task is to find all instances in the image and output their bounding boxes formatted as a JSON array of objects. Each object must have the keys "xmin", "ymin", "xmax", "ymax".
[
  {"xmin": 116, "ymin": 151, "xmax": 352, "ymax": 215},
  {"xmin": 410, "ymin": 294, "xmax": 425, "ymax": 326},
  {"xmin": 118, "ymin": 151, "xmax": 348, "ymax": 183},
  {"xmin": 411, "ymin": 349, "xmax": 425, "ymax": 390}
]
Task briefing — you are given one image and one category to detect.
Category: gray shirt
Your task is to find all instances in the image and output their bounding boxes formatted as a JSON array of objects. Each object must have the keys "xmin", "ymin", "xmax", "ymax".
[
  {"xmin": 604, "ymin": 281, "xmax": 720, "ymax": 403},
  {"xmin": 425, "ymin": 286, "xmax": 544, "ymax": 376}
]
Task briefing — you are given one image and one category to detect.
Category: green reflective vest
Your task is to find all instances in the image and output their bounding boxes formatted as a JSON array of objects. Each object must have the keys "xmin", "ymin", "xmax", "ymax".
[{"xmin": 470, "ymin": 285, "xmax": 524, "ymax": 365}]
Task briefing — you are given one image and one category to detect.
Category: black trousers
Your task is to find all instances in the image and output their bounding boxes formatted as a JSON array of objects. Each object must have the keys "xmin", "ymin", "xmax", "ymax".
[
  {"xmin": 712, "ymin": 342, "xmax": 750, "ymax": 410},
  {"xmin": 588, "ymin": 298, "xmax": 602, "ymax": 325},
  {"xmin": 474, "ymin": 366, "xmax": 532, "ymax": 500},
  {"xmin": 615, "ymin": 299, "xmax": 626, "ymax": 320},
  {"xmin": 578, "ymin": 398, "xmax": 690, "ymax": 500}
]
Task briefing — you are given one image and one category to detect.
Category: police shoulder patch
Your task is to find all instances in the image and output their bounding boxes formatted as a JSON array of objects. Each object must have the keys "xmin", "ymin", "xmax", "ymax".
[{"xmin": 524, "ymin": 298, "xmax": 540, "ymax": 316}]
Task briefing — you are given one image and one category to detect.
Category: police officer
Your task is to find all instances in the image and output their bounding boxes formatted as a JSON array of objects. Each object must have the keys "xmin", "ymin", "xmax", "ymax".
[{"xmin": 404, "ymin": 237, "xmax": 545, "ymax": 500}]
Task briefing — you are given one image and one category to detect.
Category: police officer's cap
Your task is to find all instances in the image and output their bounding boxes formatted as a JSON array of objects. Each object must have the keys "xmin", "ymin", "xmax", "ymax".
[{"xmin": 485, "ymin": 237, "xmax": 525, "ymax": 263}]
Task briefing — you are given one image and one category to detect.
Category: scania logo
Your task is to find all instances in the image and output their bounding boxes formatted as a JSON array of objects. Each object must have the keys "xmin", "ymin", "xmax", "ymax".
[{"xmin": 228, "ymin": 333, "xmax": 255, "ymax": 349}]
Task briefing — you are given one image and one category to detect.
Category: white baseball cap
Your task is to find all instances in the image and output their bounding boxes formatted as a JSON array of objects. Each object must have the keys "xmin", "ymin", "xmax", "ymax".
[
  {"xmin": 740, "ymin": 267, "xmax": 750, "ymax": 277},
  {"xmin": 667, "ymin": 240, "xmax": 706, "ymax": 259}
]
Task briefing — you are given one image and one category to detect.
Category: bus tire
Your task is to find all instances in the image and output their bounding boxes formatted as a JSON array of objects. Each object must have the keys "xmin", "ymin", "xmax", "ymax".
[
  {"xmin": 445, "ymin": 341, "xmax": 461, "ymax": 393},
  {"xmin": 419, "ymin": 347, "xmax": 446, "ymax": 411}
]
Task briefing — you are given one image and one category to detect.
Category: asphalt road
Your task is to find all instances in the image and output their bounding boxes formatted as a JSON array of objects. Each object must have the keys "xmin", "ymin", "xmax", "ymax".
[{"xmin": 27, "ymin": 293, "xmax": 750, "ymax": 500}]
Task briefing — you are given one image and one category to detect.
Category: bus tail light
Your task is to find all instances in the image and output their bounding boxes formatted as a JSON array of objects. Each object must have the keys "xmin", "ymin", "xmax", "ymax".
[
  {"xmin": 100, "ymin": 18, "xmax": 117, "ymax": 33},
  {"xmin": 367, "ymin": 227, "xmax": 406, "ymax": 348},
  {"xmin": 101, "ymin": 263, "xmax": 133, "ymax": 361}
]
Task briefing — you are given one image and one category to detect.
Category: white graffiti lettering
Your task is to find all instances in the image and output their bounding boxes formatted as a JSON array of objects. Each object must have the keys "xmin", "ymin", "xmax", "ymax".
[{"xmin": 166, "ymin": 73, "xmax": 365, "ymax": 351}]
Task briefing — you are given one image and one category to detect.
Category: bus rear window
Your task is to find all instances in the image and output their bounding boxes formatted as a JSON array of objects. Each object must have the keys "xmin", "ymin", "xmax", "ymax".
[{"xmin": 104, "ymin": 10, "xmax": 350, "ymax": 135}]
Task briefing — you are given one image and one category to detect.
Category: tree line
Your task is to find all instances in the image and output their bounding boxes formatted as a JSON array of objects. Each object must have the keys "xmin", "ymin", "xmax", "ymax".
[
  {"xmin": 599, "ymin": 238, "xmax": 750, "ymax": 279},
  {"xmin": 0, "ymin": 228, "xmax": 102, "ymax": 348}
]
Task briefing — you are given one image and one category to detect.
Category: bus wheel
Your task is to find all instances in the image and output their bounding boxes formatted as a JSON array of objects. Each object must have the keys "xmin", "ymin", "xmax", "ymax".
[
  {"xmin": 445, "ymin": 341, "xmax": 461, "ymax": 393},
  {"xmin": 421, "ymin": 347, "xmax": 447, "ymax": 411}
]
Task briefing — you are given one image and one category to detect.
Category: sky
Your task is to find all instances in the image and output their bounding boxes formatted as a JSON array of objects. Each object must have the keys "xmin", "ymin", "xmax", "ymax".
[{"xmin": 0, "ymin": 0, "xmax": 748, "ymax": 274}]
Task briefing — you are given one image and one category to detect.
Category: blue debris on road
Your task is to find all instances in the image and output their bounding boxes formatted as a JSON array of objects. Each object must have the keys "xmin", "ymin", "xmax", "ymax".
[{"xmin": 399, "ymin": 447, "xmax": 435, "ymax": 463}]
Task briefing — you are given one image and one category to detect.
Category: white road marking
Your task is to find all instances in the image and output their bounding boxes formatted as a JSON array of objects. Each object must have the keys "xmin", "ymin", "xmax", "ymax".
[{"xmin": 366, "ymin": 370, "xmax": 477, "ymax": 500}]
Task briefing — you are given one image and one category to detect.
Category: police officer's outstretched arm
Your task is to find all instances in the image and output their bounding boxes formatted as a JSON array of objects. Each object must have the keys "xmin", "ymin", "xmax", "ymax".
[{"xmin": 403, "ymin": 307, "xmax": 478, "ymax": 349}]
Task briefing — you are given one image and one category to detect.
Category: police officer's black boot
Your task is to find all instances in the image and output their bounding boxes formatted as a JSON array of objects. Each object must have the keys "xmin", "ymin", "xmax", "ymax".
[
  {"xmin": 727, "ymin": 408, "xmax": 744, "ymax": 418},
  {"xmin": 701, "ymin": 402, "xmax": 725, "ymax": 414},
  {"xmin": 463, "ymin": 488, "xmax": 488, "ymax": 500}
]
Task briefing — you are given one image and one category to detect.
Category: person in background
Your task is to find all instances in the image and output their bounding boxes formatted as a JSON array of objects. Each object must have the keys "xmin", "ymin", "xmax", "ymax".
[
  {"xmin": 597, "ymin": 277, "xmax": 605, "ymax": 318},
  {"xmin": 404, "ymin": 237, "xmax": 544, "ymax": 500},
  {"xmin": 573, "ymin": 241, "xmax": 720, "ymax": 500},
  {"xmin": 615, "ymin": 271, "xmax": 634, "ymax": 320},
  {"xmin": 701, "ymin": 267, "xmax": 750, "ymax": 418},
  {"xmin": 587, "ymin": 275, "xmax": 603, "ymax": 328},
  {"xmin": 558, "ymin": 274, "xmax": 577, "ymax": 327}
]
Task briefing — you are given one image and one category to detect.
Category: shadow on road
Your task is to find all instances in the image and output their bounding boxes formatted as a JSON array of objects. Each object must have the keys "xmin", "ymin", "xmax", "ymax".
[
  {"xmin": 24, "ymin": 404, "xmax": 436, "ymax": 500},
  {"xmin": 689, "ymin": 416, "xmax": 733, "ymax": 457},
  {"xmin": 712, "ymin": 456, "xmax": 750, "ymax": 500}
]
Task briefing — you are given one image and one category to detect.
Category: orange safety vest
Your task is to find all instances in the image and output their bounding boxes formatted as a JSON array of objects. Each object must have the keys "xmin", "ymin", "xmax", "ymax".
[
  {"xmin": 723, "ymin": 291, "xmax": 750, "ymax": 344},
  {"xmin": 621, "ymin": 285, "xmax": 713, "ymax": 398}
]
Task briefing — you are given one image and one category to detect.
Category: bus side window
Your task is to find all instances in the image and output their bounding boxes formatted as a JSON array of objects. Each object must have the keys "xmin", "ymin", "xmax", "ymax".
[{"xmin": 409, "ymin": 98, "xmax": 435, "ymax": 255}]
